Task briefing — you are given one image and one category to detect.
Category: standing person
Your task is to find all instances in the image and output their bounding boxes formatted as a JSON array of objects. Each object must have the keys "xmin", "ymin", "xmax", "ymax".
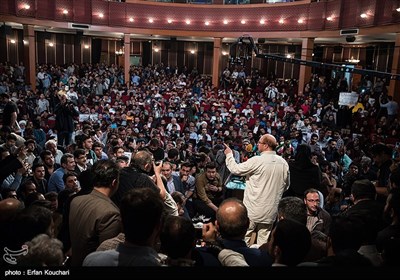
[
  {"xmin": 1, "ymin": 93, "xmax": 18, "ymax": 130},
  {"xmin": 69, "ymin": 160, "xmax": 121, "ymax": 266},
  {"xmin": 54, "ymin": 92, "xmax": 79, "ymax": 148},
  {"xmin": 223, "ymin": 134, "xmax": 290, "ymax": 246}
]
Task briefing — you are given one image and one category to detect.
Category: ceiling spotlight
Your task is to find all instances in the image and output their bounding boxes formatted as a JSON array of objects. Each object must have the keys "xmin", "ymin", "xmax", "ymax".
[
  {"xmin": 24, "ymin": 4, "xmax": 30, "ymax": 10},
  {"xmin": 205, "ymin": 21, "xmax": 210, "ymax": 26},
  {"xmin": 48, "ymin": 42, "xmax": 54, "ymax": 47},
  {"xmin": 241, "ymin": 20, "xmax": 246, "ymax": 24},
  {"xmin": 279, "ymin": 19, "xmax": 284, "ymax": 24},
  {"xmin": 129, "ymin": 17, "xmax": 134, "ymax": 22},
  {"xmin": 167, "ymin": 19, "xmax": 172, "ymax": 24},
  {"xmin": 259, "ymin": 19, "xmax": 265, "ymax": 24},
  {"xmin": 223, "ymin": 20, "xmax": 228, "ymax": 25},
  {"xmin": 148, "ymin": 18, "xmax": 154, "ymax": 23},
  {"xmin": 10, "ymin": 39, "xmax": 16, "ymax": 44},
  {"xmin": 84, "ymin": 45, "xmax": 89, "ymax": 49},
  {"xmin": 360, "ymin": 13, "xmax": 368, "ymax": 18},
  {"xmin": 185, "ymin": 20, "xmax": 191, "ymax": 25},
  {"xmin": 63, "ymin": 9, "xmax": 68, "ymax": 15},
  {"xmin": 99, "ymin": 13, "xmax": 104, "ymax": 18},
  {"xmin": 327, "ymin": 16, "xmax": 333, "ymax": 21},
  {"xmin": 298, "ymin": 19, "xmax": 304, "ymax": 24}
]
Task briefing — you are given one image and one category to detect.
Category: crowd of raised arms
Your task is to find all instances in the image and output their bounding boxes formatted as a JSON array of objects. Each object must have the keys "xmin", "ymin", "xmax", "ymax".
[{"xmin": 0, "ymin": 60, "xmax": 399, "ymax": 267}]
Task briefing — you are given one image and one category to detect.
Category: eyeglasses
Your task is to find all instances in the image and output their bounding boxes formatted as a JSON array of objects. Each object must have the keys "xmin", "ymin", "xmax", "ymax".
[{"xmin": 306, "ymin": 199, "xmax": 320, "ymax": 203}]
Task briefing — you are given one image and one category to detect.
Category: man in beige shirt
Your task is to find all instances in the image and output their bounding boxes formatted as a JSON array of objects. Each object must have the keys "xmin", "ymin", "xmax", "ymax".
[{"xmin": 224, "ymin": 134, "xmax": 290, "ymax": 246}]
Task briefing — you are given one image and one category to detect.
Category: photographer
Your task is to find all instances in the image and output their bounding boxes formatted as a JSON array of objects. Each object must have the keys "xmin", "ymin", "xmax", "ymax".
[{"xmin": 54, "ymin": 92, "xmax": 79, "ymax": 147}]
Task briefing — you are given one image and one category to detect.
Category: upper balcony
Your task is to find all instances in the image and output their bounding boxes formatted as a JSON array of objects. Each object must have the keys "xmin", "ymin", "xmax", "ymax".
[{"xmin": 1, "ymin": 0, "xmax": 399, "ymax": 44}]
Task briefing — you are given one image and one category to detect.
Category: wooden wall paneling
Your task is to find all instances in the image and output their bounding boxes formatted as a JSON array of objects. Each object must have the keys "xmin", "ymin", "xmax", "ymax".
[
  {"xmin": 64, "ymin": 34, "xmax": 73, "ymax": 64},
  {"xmin": 168, "ymin": 45, "xmax": 178, "ymax": 70},
  {"xmin": 17, "ymin": 29, "xmax": 24, "ymax": 64},
  {"xmin": 56, "ymin": 33, "xmax": 64, "ymax": 65},
  {"xmin": 0, "ymin": 34, "xmax": 6, "ymax": 63},
  {"xmin": 82, "ymin": 37, "xmax": 91, "ymax": 64},
  {"xmin": 36, "ymin": 32, "xmax": 46, "ymax": 64},
  {"xmin": 177, "ymin": 41, "xmax": 184, "ymax": 72},
  {"xmin": 161, "ymin": 48, "xmax": 168, "ymax": 66},
  {"xmin": 7, "ymin": 34, "xmax": 18, "ymax": 65},
  {"xmin": 73, "ymin": 36, "xmax": 81, "ymax": 64},
  {"xmin": 196, "ymin": 43, "xmax": 204, "ymax": 75},
  {"xmin": 46, "ymin": 34, "xmax": 55, "ymax": 64}
]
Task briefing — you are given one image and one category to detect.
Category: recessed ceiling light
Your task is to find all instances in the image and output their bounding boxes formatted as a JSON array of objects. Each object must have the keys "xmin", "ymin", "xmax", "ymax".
[
  {"xmin": 241, "ymin": 20, "xmax": 246, "ymax": 24},
  {"xmin": 149, "ymin": 18, "xmax": 154, "ymax": 23},
  {"xmin": 167, "ymin": 19, "xmax": 172, "ymax": 24},
  {"xmin": 223, "ymin": 20, "xmax": 228, "ymax": 25},
  {"xmin": 129, "ymin": 17, "xmax": 134, "ymax": 22},
  {"xmin": 260, "ymin": 19, "xmax": 265, "ymax": 24}
]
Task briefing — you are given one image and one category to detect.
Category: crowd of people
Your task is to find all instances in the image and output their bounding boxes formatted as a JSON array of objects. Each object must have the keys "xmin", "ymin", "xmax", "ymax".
[{"xmin": 0, "ymin": 60, "xmax": 399, "ymax": 268}]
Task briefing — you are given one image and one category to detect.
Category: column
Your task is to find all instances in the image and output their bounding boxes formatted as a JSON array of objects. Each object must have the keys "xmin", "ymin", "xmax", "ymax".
[
  {"xmin": 23, "ymin": 24, "xmax": 36, "ymax": 92},
  {"xmin": 212, "ymin": 37, "xmax": 222, "ymax": 89},
  {"xmin": 389, "ymin": 33, "xmax": 400, "ymax": 103},
  {"xmin": 124, "ymin": 34, "xmax": 130, "ymax": 87},
  {"xmin": 298, "ymin": 38, "xmax": 314, "ymax": 96}
]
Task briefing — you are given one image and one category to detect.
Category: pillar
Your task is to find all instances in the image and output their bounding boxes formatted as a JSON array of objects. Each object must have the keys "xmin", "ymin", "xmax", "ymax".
[
  {"xmin": 212, "ymin": 37, "xmax": 222, "ymax": 89},
  {"xmin": 124, "ymin": 34, "xmax": 130, "ymax": 87},
  {"xmin": 389, "ymin": 33, "xmax": 400, "ymax": 104},
  {"xmin": 298, "ymin": 38, "xmax": 314, "ymax": 96},
  {"xmin": 23, "ymin": 24, "xmax": 36, "ymax": 92}
]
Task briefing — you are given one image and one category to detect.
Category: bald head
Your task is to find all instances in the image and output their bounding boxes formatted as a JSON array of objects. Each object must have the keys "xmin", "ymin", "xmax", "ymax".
[
  {"xmin": 0, "ymin": 198, "xmax": 23, "ymax": 222},
  {"xmin": 216, "ymin": 198, "xmax": 249, "ymax": 239},
  {"xmin": 260, "ymin": 134, "xmax": 278, "ymax": 150}
]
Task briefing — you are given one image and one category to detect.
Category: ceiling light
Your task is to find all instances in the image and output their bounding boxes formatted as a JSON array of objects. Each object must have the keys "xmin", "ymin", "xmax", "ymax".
[
  {"xmin": 99, "ymin": 13, "xmax": 104, "ymax": 18},
  {"xmin": 10, "ymin": 39, "xmax": 16, "ymax": 44},
  {"xmin": 241, "ymin": 20, "xmax": 246, "ymax": 24},
  {"xmin": 167, "ymin": 19, "xmax": 172, "ymax": 24},
  {"xmin": 360, "ymin": 13, "xmax": 367, "ymax": 18},
  {"xmin": 279, "ymin": 19, "xmax": 284, "ymax": 24},
  {"xmin": 154, "ymin": 47, "xmax": 159, "ymax": 52},
  {"xmin": 84, "ymin": 45, "xmax": 89, "ymax": 49},
  {"xmin": 186, "ymin": 20, "xmax": 191, "ymax": 25},
  {"xmin": 259, "ymin": 19, "xmax": 265, "ymax": 24},
  {"xmin": 397, "ymin": 7, "xmax": 400, "ymax": 12},
  {"xmin": 49, "ymin": 42, "xmax": 54, "ymax": 47},
  {"xmin": 327, "ymin": 16, "xmax": 333, "ymax": 21},
  {"xmin": 223, "ymin": 20, "xmax": 228, "ymax": 25},
  {"xmin": 149, "ymin": 18, "xmax": 154, "ymax": 23},
  {"xmin": 205, "ymin": 21, "xmax": 210, "ymax": 26},
  {"xmin": 24, "ymin": 4, "xmax": 30, "ymax": 10},
  {"xmin": 190, "ymin": 50, "xmax": 195, "ymax": 54},
  {"xmin": 222, "ymin": 51, "xmax": 228, "ymax": 56},
  {"xmin": 63, "ymin": 9, "xmax": 68, "ymax": 15},
  {"xmin": 298, "ymin": 19, "xmax": 304, "ymax": 24},
  {"xmin": 129, "ymin": 17, "xmax": 134, "ymax": 22}
]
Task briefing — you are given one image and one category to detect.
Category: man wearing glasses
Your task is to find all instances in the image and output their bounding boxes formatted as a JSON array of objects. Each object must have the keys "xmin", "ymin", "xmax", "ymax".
[{"xmin": 224, "ymin": 134, "xmax": 290, "ymax": 246}]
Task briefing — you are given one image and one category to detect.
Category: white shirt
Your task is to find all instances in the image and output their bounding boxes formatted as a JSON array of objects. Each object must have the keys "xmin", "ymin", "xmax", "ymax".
[{"xmin": 225, "ymin": 151, "xmax": 290, "ymax": 224}]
